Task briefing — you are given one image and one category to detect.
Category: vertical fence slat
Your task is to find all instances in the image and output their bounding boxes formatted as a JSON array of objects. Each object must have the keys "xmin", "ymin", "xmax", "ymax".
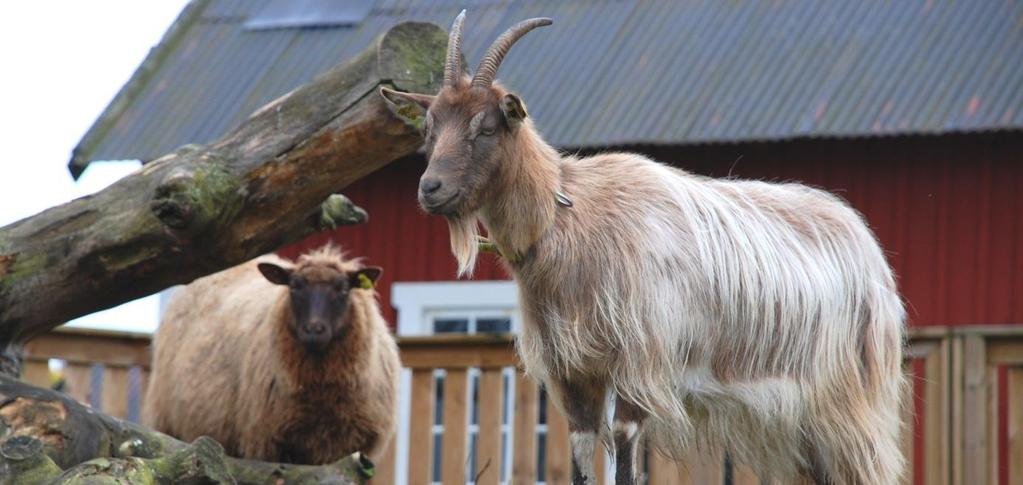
[
  {"xmin": 987, "ymin": 366, "xmax": 1000, "ymax": 484},
  {"xmin": 476, "ymin": 368, "xmax": 504, "ymax": 485},
  {"xmin": 374, "ymin": 433, "xmax": 397, "ymax": 485},
  {"xmin": 101, "ymin": 366, "xmax": 130, "ymax": 418},
  {"xmin": 925, "ymin": 342, "xmax": 948, "ymax": 485},
  {"xmin": 139, "ymin": 367, "xmax": 150, "ymax": 404},
  {"xmin": 951, "ymin": 336, "xmax": 964, "ymax": 485},
  {"xmin": 408, "ymin": 369, "xmax": 435, "ymax": 485},
  {"xmin": 22, "ymin": 359, "xmax": 50, "ymax": 388},
  {"xmin": 901, "ymin": 362, "xmax": 915, "ymax": 485},
  {"xmin": 687, "ymin": 450, "xmax": 725, "ymax": 485},
  {"xmin": 545, "ymin": 393, "xmax": 571, "ymax": 485},
  {"xmin": 733, "ymin": 464, "xmax": 759, "ymax": 485},
  {"xmin": 441, "ymin": 369, "xmax": 468, "ymax": 485},
  {"xmin": 593, "ymin": 445, "xmax": 606, "ymax": 485},
  {"xmin": 939, "ymin": 338, "xmax": 952, "ymax": 485},
  {"xmin": 1008, "ymin": 367, "xmax": 1023, "ymax": 485},
  {"xmin": 64, "ymin": 362, "xmax": 92, "ymax": 404},
  {"xmin": 962, "ymin": 335, "xmax": 987, "ymax": 485},
  {"xmin": 511, "ymin": 372, "xmax": 538, "ymax": 485},
  {"xmin": 647, "ymin": 450, "xmax": 683, "ymax": 485}
]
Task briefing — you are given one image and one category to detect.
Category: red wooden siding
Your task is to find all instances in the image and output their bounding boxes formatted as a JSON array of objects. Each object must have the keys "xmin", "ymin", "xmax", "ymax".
[{"xmin": 282, "ymin": 133, "xmax": 1023, "ymax": 328}]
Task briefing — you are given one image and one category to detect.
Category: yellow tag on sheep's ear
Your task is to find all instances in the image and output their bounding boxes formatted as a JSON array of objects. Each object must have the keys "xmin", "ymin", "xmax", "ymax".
[{"xmin": 357, "ymin": 273, "xmax": 374, "ymax": 290}]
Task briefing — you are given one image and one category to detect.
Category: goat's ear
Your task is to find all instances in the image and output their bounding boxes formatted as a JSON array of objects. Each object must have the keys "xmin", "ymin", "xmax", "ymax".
[
  {"xmin": 257, "ymin": 263, "xmax": 292, "ymax": 286},
  {"xmin": 349, "ymin": 266, "xmax": 383, "ymax": 289},
  {"xmin": 379, "ymin": 87, "xmax": 433, "ymax": 130},
  {"xmin": 500, "ymin": 94, "xmax": 528, "ymax": 129}
]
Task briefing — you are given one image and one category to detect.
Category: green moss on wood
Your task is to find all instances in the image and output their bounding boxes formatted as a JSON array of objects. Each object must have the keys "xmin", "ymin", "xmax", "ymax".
[
  {"xmin": 378, "ymin": 22, "xmax": 448, "ymax": 95},
  {"xmin": 319, "ymin": 194, "xmax": 369, "ymax": 230},
  {"xmin": 0, "ymin": 436, "xmax": 63, "ymax": 484},
  {"xmin": 189, "ymin": 158, "xmax": 247, "ymax": 228}
]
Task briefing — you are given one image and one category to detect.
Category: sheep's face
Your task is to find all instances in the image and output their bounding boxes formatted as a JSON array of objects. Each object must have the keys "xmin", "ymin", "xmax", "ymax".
[
  {"xmin": 258, "ymin": 262, "xmax": 382, "ymax": 352},
  {"xmin": 380, "ymin": 85, "xmax": 529, "ymax": 218}
]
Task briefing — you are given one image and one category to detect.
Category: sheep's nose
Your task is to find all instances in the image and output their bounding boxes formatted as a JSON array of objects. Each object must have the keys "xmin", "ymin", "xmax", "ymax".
[
  {"xmin": 420, "ymin": 177, "xmax": 442, "ymax": 196},
  {"xmin": 305, "ymin": 323, "xmax": 326, "ymax": 335}
]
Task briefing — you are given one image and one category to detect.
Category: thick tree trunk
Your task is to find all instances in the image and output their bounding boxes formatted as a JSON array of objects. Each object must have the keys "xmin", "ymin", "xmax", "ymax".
[
  {"xmin": 0, "ymin": 21, "xmax": 442, "ymax": 350},
  {"xmin": 0, "ymin": 375, "xmax": 372, "ymax": 484}
]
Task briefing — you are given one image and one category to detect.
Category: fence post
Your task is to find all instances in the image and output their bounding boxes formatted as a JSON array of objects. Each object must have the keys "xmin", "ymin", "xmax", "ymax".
[
  {"xmin": 511, "ymin": 372, "xmax": 538, "ymax": 485},
  {"xmin": 960, "ymin": 335, "xmax": 988, "ymax": 484}
]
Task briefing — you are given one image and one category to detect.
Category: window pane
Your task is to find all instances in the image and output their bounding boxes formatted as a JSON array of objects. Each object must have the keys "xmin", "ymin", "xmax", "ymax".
[
  {"xmin": 468, "ymin": 432, "xmax": 478, "ymax": 478},
  {"xmin": 471, "ymin": 373, "xmax": 480, "ymax": 425},
  {"xmin": 502, "ymin": 372, "xmax": 511, "ymax": 425},
  {"xmin": 477, "ymin": 317, "xmax": 511, "ymax": 333},
  {"xmin": 537, "ymin": 432, "xmax": 547, "ymax": 482},
  {"xmin": 432, "ymin": 433, "xmax": 443, "ymax": 483},
  {"xmin": 435, "ymin": 375, "xmax": 445, "ymax": 425},
  {"xmin": 501, "ymin": 431, "xmax": 508, "ymax": 479},
  {"xmin": 538, "ymin": 388, "xmax": 548, "ymax": 425},
  {"xmin": 433, "ymin": 318, "xmax": 469, "ymax": 333}
]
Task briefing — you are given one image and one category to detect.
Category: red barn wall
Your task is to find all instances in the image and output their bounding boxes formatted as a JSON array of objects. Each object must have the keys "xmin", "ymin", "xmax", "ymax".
[{"xmin": 281, "ymin": 133, "xmax": 1023, "ymax": 328}]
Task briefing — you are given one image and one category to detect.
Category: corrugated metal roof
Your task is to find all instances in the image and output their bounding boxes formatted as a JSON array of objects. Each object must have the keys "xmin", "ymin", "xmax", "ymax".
[{"xmin": 71, "ymin": 0, "xmax": 1023, "ymax": 175}]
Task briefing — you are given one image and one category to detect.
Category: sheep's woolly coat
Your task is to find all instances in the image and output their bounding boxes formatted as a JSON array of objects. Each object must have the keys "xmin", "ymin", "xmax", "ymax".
[
  {"xmin": 451, "ymin": 121, "xmax": 906, "ymax": 484},
  {"xmin": 142, "ymin": 248, "xmax": 400, "ymax": 464}
]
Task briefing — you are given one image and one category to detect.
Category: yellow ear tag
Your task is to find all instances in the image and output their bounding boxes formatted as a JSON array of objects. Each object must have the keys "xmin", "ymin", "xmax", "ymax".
[{"xmin": 357, "ymin": 273, "xmax": 375, "ymax": 290}]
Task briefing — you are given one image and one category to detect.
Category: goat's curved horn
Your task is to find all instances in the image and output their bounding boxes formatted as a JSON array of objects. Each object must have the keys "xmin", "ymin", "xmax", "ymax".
[
  {"xmin": 471, "ymin": 17, "xmax": 552, "ymax": 88},
  {"xmin": 444, "ymin": 10, "xmax": 467, "ymax": 86}
]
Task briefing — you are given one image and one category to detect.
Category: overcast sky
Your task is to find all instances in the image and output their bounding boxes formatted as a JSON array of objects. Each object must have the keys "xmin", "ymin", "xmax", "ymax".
[{"xmin": 0, "ymin": 1, "xmax": 190, "ymax": 333}]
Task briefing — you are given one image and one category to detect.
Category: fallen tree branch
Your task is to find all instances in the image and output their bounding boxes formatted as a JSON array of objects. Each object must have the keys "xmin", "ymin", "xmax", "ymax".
[
  {"xmin": 0, "ymin": 21, "xmax": 446, "ymax": 349},
  {"xmin": 0, "ymin": 375, "xmax": 371, "ymax": 484}
]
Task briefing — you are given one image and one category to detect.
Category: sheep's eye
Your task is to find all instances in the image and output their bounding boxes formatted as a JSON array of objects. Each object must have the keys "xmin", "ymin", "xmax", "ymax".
[
  {"xmin": 334, "ymin": 281, "xmax": 348, "ymax": 292},
  {"xmin": 290, "ymin": 279, "xmax": 306, "ymax": 290},
  {"xmin": 480, "ymin": 127, "xmax": 496, "ymax": 136}
]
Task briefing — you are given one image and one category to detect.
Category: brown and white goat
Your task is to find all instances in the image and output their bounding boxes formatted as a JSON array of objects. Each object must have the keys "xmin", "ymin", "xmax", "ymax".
[
  {"xmin": 381, "ymin": 12, "xmax": 905, "ymax": 485},
  {"xmin": 141, "ymin": 246, "xmax": 400, "ymax": 465}
]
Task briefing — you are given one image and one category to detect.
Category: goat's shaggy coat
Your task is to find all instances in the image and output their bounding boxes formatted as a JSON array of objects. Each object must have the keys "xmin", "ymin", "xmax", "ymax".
[
  {"xmin": 142, "ymin": 247, "xmax": 400, "ymax": 464},
  {"xmin": 474, "ymin": 124, "xmax": 905, "ymax": 484},
  {"xmin": 382, "ymin": 13, "xmax": 906, "ymax": 484}
]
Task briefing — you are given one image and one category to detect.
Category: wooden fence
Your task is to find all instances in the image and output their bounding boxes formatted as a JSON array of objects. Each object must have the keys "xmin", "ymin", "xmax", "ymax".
[{"xmin": 19, "ymin": 325, "xmax": 1023, "ymax": 484}]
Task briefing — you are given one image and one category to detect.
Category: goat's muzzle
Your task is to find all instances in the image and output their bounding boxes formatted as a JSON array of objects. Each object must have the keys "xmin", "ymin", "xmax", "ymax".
[{"xmin": 418, "ymin": 175, "xmax": 461, "ymax": 216}]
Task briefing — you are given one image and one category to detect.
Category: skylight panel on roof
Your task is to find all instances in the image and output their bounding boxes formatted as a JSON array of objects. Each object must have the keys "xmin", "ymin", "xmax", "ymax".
[{"xmin": 244, "ymin": 0, "xmax": 372, "ymax": 30}]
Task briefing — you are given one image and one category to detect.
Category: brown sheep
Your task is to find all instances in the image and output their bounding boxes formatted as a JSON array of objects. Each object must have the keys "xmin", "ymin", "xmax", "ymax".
[{"xmin": 141, "ymin": 246, "xmax": 399, "ymax": 465}]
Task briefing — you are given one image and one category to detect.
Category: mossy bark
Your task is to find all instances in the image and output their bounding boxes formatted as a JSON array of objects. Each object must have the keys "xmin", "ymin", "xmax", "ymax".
[
  {"xmin": 0, "ymin": 371, "xmax": 370, "ymax": 483},
  {"xmin": 0, "ymin": 21, "xmax": 446, "ymax": 352}
]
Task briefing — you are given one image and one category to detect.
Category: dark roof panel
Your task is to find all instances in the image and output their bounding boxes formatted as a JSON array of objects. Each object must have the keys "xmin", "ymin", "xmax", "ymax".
[{"xmin": 73, "ymin": 0, "xmax": 1023, "ymax": 172}]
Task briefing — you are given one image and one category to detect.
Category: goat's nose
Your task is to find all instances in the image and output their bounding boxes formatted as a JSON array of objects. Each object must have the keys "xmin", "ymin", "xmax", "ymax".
[{"xmin": 420, "ymin": 177, "xmax": 442, "ymax": 196}]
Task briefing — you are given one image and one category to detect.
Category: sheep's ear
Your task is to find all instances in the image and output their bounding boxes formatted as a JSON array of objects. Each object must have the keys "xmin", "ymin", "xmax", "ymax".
[
  {"xmin": 379, "ymin": 87, "xmax": 433, "ymax": 130},
  {"xmin": 258, "ymin": 263, "xmax": 292, "ymax": 286},
  {"xmin": 500, "ymin": 93, "xmax": 528, "ymax": 129},
  {"xmin": 350, "ymin": 266, "xmax": 383, "ymax": 289}
]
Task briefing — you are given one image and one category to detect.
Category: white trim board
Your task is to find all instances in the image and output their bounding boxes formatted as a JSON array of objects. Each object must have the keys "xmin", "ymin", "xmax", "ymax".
[{"xmin": 391, "ymin": 280, "xmax": 519, "ymax": 336}]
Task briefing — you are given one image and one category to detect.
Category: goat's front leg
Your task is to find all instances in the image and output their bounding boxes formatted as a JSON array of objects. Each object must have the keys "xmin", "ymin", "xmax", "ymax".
[
  {"xmin": 613, "ymin": 398, "xmax": 647, "ymax": 485},
  {"xmin": 547, "ymin": 377, "xmax": 607, "ymax": 485}
]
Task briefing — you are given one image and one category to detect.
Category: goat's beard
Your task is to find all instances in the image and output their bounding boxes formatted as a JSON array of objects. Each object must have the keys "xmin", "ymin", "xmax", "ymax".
[{"xmin": 447, "ymin": 214, "xmax": 480, "ymax": 278}]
